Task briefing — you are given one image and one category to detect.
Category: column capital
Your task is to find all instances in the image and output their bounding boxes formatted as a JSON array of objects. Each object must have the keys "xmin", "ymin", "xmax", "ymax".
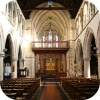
[
  {"xmin": 0, "ymin": 53, "xmax": 5, "ymax": 57},
  {"xmin": 11, "ymin": 59, "xmax": 18, "ymax": 62},
  {"xmin": 19, "ymin": 59, "xmax": 25, "ymax": 61},
  {"xmin": 96, "ymin": 53, "xmax": 100, "ymax": 57},
  {"xmin": 83, "ymin": 58, "xmax": 91, "ymax": 61}
]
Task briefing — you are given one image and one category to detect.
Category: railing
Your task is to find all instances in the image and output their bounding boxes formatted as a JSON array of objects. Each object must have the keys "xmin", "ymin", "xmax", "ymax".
[{"xmin": 32, "ymin": 41, "xmax": 69, "ymax": 49}]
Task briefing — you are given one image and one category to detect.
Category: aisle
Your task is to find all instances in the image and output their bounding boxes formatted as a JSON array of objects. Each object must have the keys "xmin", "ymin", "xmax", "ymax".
[
  {"xmin": 34, "ymin": 82, "xmax": 69, "ymax": 100},
  {"xmin": 40, "ymin": 83, "xmax": 62, "ymax": 100}
]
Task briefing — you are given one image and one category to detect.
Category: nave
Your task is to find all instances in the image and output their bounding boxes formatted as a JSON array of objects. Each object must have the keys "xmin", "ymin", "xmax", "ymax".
[
  {"xmin": 0, "ymin": 77, "xmax": 99, "ymax": 100},
  {"xmin": 0, "ymin": 77, "xmax": 68, "ymax": 100},
  {"xmin": 0, "ymin": 0, "xmax": 100, "ymax": 99},
  {"xmin": 34, "ymin": 82, "xmax": 68, "ymax": 100}
]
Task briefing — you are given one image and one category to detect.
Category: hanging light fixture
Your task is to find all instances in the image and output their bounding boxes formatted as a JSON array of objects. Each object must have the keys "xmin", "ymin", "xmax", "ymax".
[
  {"xmin": 49, "ymin": 23, "xmax": 52, "ymax": 33},
  {"xmin": 48, "ymin": 17, "xmax": 52, "ymax": 36}
]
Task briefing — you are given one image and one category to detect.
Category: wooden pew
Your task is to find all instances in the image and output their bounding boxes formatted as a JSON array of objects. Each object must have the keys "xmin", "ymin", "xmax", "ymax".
[
  {"xmin": 1, "ymin": 78, "xmax": 40, "ymax": 99},
  {"xmin": 60, "ymin": 77, "xmax": 100, "ymax": 100}
]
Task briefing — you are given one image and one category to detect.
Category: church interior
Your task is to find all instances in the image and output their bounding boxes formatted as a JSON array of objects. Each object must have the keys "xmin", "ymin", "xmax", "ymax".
[{"xmin": 0, "ymin": 0, "xmax": 100, "ymax": 100}]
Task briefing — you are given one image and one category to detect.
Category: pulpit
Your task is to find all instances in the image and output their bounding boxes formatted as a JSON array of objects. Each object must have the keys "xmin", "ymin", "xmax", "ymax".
[{"xmin": 18, "ymin": 68, "xmax": 29, "ymax": 77}]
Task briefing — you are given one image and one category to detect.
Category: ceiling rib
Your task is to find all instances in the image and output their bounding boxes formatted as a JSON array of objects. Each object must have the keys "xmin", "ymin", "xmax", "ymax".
[
  {"xmin": 17, "ymin": 0, "xmax": 83, "ymax": 19},
  {"xmin": 22, "ymin": 7, "xmax": 77, "ymax": 11}
]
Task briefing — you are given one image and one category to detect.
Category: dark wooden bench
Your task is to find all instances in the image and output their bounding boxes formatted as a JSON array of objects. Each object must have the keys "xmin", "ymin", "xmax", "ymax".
[
  {"xmin": 1, "ymin": 78, "xmax": 40, "ymax": 99},
  {"xmin": 60, "ymin": 77, "xmax": 99, "ymax": 100}
]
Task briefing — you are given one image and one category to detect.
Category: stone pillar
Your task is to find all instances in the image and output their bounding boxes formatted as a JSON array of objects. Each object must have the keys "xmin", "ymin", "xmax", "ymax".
[
  {"xmin": 97, "ymin": 53, "xmax": 100, "ymax": 79},
  {"xmin": 31, "ymin": 52, "xmax": 35, "ymax": 78},
  {"xmin": 84, "ymin": 58, "xmax": 91, "ymax": 78},
  {"xmin": 0, "ymin": 54, "xmax": 4, "ymax": 81},
  {"xmin": 19, "ymin": 59, "xmax": 24, "ymax": 69},
  {"xmin": 11, "ymin": 59, "xmax": 18, "ymax": 78}
]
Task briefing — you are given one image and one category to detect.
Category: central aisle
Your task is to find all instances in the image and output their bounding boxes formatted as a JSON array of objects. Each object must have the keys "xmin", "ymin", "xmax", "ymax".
[
  {"xmin": 34, "ymin": 82, "xmax": 69, "ymax": 100},
  {"xmin": 40, "ymin": 83, "xmax": 62, "ymax": 100}
]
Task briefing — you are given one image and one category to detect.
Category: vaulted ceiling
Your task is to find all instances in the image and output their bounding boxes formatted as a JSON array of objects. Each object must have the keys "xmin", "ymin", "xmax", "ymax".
[
  {"xmin": 17, "ymin": 0, "xmax": 83, "ymax": 19},
  {"xmin": 17, "ymin": 0, "xmax": 83, "ymax": 40}
]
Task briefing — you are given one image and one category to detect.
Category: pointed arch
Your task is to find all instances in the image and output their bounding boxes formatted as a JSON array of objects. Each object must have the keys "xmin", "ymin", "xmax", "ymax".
[
  {"xmin": 83, "ymin": 27, "xmax": 95, "ymax": 59},
  {"xmin": 5, "ymin": 29, "xmax": 15, "ymax": 59},
  {"xmin": 96, "ymin": 21, "xmax": 100, "ymax": 53}
]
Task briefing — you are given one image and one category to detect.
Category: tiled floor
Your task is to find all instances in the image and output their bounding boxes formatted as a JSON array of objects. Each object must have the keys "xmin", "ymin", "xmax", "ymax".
[{"xmin": 34, "ymin": 81, "xmax": 69, "ymax": 100}]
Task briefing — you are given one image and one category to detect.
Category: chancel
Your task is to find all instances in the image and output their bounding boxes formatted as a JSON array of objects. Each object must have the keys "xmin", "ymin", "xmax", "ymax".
[{"xmin": 0, "ymin": 0, "xmax": 100, "ymax": 100}]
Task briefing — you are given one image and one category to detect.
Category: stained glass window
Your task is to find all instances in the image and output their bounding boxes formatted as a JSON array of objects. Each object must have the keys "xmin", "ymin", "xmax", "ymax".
[{"xmin": 42, "ymin": 30, "xmax": 59, "ymax": 47}]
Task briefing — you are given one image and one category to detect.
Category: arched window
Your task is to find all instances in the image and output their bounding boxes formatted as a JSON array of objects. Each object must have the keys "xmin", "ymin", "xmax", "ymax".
[
  {"xmin": 42, "ymin": 34, "xmax": 45, "ymax": 41},
  {"xmin": 41, "ymin": 31, "xmax": 59, "ymax": 48},
  {"xmin": 42, "ymin": 33, "xmax": 46, "ymax": 47},
  {"xmin": 5, "ymin": 4, "xmax": 8, "ymax": 17},
  {"xmin": 8, "ymin": 2, "xmax": 12, "ymax": 21},
  {"xmin": 90, "ymin": 3, "xmax": 95, "ymax": 18},
  {"xmin": 17, "ymin": 13, "xmax": 21, "ymax": 33},
  {"xmin": 76, "ymin": 19, "xmax": 78, "ymax": 36},
  {"xmin": 13, "ymin": 3, "xmax": 17, "ymax": 26},
  {"xmin": 88, "ymin": 2, "xmax": 91, "ymax": 20},
  {"xmin": 83, "ymin": 3, "xmax": 88, "ymax": 27},
  {"xmin": 55, "ymin": 33, "xmax": 59, "ymax": 47},
  {"xmin": 48, "ymin": 30, "xmax": 52, "ymax": 41},
  {"xmin": 48, "ymin": 29, "xmax": 52, "ymax": 47},
  {"xmin": 78, "ymin": 15, "xmax": 82, "ymax": 34},
  {"xmin": 16, "ymin": 10, "xmax": 20, "ymax": 30},
  {"xmin": 22, "ymin": 19, "xmax": 25, "ymax": 37},
  {"xmin": 54, "ymin": 33, "xmax": 59, "ymax": 42}
]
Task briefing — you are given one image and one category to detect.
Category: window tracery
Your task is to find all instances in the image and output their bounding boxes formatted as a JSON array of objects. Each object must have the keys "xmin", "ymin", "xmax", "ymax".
[{"xmin": 42, "ymin": 30, "xmax": 59, "ymax": 48}]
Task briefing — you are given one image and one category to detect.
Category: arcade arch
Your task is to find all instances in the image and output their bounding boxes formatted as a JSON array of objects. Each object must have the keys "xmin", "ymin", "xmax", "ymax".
[{"xmin": 83, "ymin": 28, "xmax": 98, "ymax": 78}]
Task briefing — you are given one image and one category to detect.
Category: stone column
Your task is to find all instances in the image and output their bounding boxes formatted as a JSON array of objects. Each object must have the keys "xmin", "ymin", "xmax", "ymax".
[
  {"xmin": 0, "ymin": 54, "xmax": 4, "ymax": 81},
  {"xmin": 84, "ymin": 58, "xmax": 91, "ymax": 78},
  {"xmin": 19, "ymin": 59, "xmax": 24, "ymax": 69},
  {"xmin": 11, "ymin": 59, "xmax": 18, "ymax": 78},
  {"xmin": 31, "ymin": 52, "xmax": 35, "ymax": 78},
  {"xmin": 97, "ymin": 53, "xmax": 100, "ymax": 79}
]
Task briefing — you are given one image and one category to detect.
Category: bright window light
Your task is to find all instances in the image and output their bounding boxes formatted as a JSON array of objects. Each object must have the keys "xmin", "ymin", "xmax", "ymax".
[{"xmin": 48, "ymin": 0, "xmax": 52, "ymax": 6}]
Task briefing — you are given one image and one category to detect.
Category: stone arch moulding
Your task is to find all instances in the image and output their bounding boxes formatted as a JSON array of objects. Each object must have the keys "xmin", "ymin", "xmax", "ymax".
[
  {"xmin": 0, "ymin": 23, "xmax": 5, "ymax": 54},
  {"xmin": 5, "ymin": 29, "xmax": 15, "ymax": 60},
  {"xmin": 96, "ymin": 21, "xmax": 100, "ymax": 54},
  {"xmin": 83, "ymin": 27, "xmax": 95, "ymax": 59},
  {"xmin": 31, "ymin": 10, "xmax": 70, "ymax": 40}
]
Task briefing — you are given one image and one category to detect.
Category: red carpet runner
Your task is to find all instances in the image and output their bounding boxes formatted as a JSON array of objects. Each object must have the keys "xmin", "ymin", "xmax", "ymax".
[{"xmin": 40, "ymin": 83, "xmax": 62, "ymax": 100}]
